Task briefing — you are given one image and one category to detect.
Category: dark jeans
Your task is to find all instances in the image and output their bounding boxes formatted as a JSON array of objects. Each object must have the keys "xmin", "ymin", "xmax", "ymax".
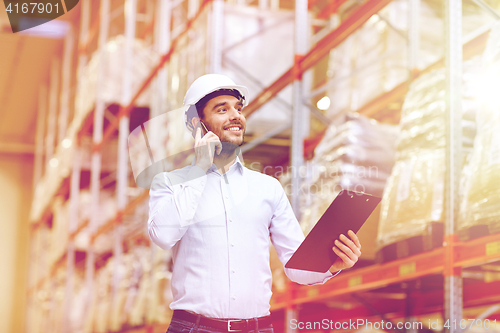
[{"xmin": 166, "ymin": 316, "xmax": 274, "ymax": 333}]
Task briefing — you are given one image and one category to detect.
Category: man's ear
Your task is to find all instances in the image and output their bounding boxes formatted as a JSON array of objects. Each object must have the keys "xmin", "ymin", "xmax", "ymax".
[
  {"xmin": 191, "ymin": 117, "xmax": 200, "ymax": 137},
  {"xmin": 191, "ymin": 117, "xmax": 200, "ymax": 129}
]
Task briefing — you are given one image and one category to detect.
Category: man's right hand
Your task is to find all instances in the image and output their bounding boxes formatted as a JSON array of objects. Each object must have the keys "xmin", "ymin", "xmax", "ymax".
[{"xmin": 194, "ymin": 126, "xmax": 222, "ymax": 172}]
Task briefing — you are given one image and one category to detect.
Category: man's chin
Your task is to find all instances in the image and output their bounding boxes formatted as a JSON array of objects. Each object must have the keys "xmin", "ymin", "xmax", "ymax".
[
  {"xmin": 221, "ymin": 134, "xmax": 244, "ymax": 146},
  {"xmin": 220, "ymin": 140, "xmax": 243, "ymax": 152}
]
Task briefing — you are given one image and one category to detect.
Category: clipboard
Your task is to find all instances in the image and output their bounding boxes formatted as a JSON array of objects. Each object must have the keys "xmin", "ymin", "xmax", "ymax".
[{"xmin": 285, "ymin": 190, "xmax": 381, "ymax": 272}]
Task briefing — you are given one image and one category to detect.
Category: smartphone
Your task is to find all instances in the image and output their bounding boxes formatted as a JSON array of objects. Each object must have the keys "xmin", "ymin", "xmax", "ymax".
[
  {"xmin": 200, "ymin": 121, "xmax": 209, "ymax": 136},
  {"xmin": 198, "ymin": 121, "xmax": 223, "ymax": 156}
]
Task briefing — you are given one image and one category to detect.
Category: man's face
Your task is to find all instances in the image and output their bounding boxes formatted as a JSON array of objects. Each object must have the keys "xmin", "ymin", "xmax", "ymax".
[{"xmin": 200, "ymin": 95, "xmax": 246, "ymax": 147}]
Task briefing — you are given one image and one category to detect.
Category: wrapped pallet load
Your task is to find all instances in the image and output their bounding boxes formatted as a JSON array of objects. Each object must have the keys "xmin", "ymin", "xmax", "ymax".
[
  {"xmin": 299, "ymin": 113, "xmax": 398, "ymax": 235},
  {"xmin": 49, "ymin": 196, "xmax": 69, "ymax": 268},
  {"xmin": 91, "ymin": 245, "xmax": 173, "ymax": 331},
  {"xmin": 129, "ymin": 248, "xmax": 152, "ymax": 327},
  {"xmin": 459, "ymin": 22, "xmax": 500, "ymax": 239},
  {"xmin": 277, "ymin": 113, "xmax": 398, "ymax": 265},
  {"xmin": 68, "ymin": 272, "xmax": 87, "ymax": 333},
  {"xmin": 30, "ymin": 36, "xmax": 157, "ymax": 226},
  {"xmin": 146, "ymin": 247, "xmax": 174, "ymax": 325},
  {"xmin": 49, "ymin": 270, "xmax": 66, "ymax": 333},
  {"xmin": 74, "ymin": 189, "xmax": 117, "ymax": 252},
  {"xmin": 326, "ymin": 0, "xmax": 445, "ymax": 119},
  {"xmin": 108, "ymin": 254, "xmax": 136, "ymax": 331},
  {"xmin": 89, "ymin": 265, "xmax": 112, "ymax": 333},
  {"xmin": 377, "ymin": 59, "xmax": 480, "ymax": 261}
]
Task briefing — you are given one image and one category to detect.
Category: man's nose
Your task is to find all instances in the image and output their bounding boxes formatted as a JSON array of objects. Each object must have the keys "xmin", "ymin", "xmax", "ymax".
[{"xmin": 229, "ymin": 107, "xmax": 244, "ymax": 121}]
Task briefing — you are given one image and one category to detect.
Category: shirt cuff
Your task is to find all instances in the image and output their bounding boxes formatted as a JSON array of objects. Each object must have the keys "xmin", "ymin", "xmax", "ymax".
[{"xmin": 330, "ymin": 269, "xmax": 342, "ymax": 278}]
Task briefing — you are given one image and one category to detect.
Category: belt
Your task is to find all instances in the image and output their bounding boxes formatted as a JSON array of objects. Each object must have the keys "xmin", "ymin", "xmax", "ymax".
[{"xmin": 173, "ymin": 310, "xmax": 273, "ymax": 332}]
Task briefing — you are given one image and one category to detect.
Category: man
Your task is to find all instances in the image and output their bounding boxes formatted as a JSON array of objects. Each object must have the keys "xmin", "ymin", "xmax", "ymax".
[{"xmin": 148, "ymin": 74, "xmax": 362, "ymax": 332}]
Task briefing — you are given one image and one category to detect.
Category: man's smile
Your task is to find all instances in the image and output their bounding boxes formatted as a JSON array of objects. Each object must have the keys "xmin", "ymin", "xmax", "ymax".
[{"xmin": 223, "ymin": 124, "xmax": 243, "ymax": 133}]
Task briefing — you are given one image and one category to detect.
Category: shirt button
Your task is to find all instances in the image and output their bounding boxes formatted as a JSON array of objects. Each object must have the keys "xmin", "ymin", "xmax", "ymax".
[
  {"xmin": 232, "ymin": 296, "xmax": 236, "ymax": 300},
  {"xmin": 232, "ymin": 269, "xmax": 235, "ymax": 273},
  {"xmin": 200, "ymin": 181, "xmax": 204, "ymax": 186},
  {"xmin": 229, "ymin": 219, "xmax": 233, "ymax": 223},
  {"xmin": 231, "ymin": 243, "xmax": 234, "ymax": 247}
]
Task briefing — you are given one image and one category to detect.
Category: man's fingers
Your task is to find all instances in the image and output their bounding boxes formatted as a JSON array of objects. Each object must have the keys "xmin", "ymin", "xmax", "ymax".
[
  {"xmin": 202, "ymin": 132, "xmax": 218, "ymax": 142},
  {"xmin": 340, "ymin": 234, "xmax": 361, "ymax": 256},
  {"xmin": 195, "ymin": 126, "xmax": 202, "ymax": 142},
  {"xmin": 215, "ymin": 141, "xmax": 222, "ymax": 155},
  {"xmin": 203, "ymin": 133, "xmax": 222, "ymax": 155},
  {"xmin": 331, "ymin": 232, "xmax": 362, "ymax": 270},
  {"xmin": 333, "ymin": 246, "xmax": 354, "ymax": 266},
  {"xmin": 334, "ymin": 239, "xmax": 355, "ymax": 257},
  {"xmin": 348, "ymin": 230, "xmax": 361, "ymax": 249},
  {"xmin": 196, "ymin": 132, "xmax": 215, "ymax": 147},
  {"xmin": 335, "ymin": 239, "xmax": 359, "ymax": 261}
]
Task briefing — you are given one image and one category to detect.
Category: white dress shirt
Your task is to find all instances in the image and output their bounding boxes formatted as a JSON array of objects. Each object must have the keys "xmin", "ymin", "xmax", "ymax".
[{"xmin": 148, "ymin": 156, "xmax": 337, "ymax": 319}]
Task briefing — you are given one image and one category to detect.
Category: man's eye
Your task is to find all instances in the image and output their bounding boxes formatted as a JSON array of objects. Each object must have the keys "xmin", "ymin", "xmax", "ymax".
[{"xmin": 218, "ymin": 108, "xmax": 227, "ymax": 112}]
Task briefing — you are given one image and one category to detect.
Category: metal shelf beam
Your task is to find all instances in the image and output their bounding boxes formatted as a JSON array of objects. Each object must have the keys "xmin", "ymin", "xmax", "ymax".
[
  {"xmin": 281, "ymin": 280, "xmax": 500, "ymax": 324},
  {"xmin": 271, "ymin": 232, "xmax": 500, "ymax": 311},
  {"xmin": 242, "ymin": 0, "xmax": 394, "ymax": 119},
  {"xmin": 444, "ymin": 0, "xmax": 464, "ymax": 330}
]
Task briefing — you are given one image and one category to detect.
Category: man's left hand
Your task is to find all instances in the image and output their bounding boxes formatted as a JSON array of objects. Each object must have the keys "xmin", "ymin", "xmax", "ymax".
[{"xmin": 329, "ymin": 230, "xmax": 362, "ymax": 273}]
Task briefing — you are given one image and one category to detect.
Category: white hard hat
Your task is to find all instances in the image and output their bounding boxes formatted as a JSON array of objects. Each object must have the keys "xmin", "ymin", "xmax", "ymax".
[{"xmin": 183, "ymin": 74, "xmax": 249, "ymax": 132}]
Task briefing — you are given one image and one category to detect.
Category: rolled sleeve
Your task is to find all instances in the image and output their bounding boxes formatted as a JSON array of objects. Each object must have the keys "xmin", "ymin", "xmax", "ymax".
[{"xmin": 269, "ymin": 179, "xmax": 338, "ymax": 285}]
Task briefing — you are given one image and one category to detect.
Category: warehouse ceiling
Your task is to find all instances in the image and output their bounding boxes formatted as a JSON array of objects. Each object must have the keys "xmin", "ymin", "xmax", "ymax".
[
  {"xmin": 0, "ymin": 0, "xmax": 499, "ymax": 157},
  {"xmin": 0, "ymin": 0, "xmax": 150, "ymax": 155},
  {"xmin": 0, "ymin": 4, "xmax": 68, "ymax": 154}
]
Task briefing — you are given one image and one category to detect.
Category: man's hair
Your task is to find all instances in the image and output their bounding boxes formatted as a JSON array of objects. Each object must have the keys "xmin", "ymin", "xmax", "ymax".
[{"xmin": 186, "ymin": 88, "xmax": 244, "ymax": 124}]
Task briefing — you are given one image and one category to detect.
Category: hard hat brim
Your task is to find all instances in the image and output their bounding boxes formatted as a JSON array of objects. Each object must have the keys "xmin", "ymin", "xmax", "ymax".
[
  {"xmin": 183, "ymin": 84, "xmax": 249, "ymax": 133},
  {"xmin": 185, "ymin": 84, "xmax": 249, "ymax": 108}
]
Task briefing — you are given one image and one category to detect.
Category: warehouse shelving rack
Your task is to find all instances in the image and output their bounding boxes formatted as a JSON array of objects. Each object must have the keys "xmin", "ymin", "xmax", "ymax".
[
  {"xmin": 26, "ymin": 0, "xmax": 500, "ymax": 332},
  {"xmin": 269, "ymin": 232, "xmax": 500, "ymax": 317},
  {"xmin": 261, "ymin": 1, "xmax": 500, "ymax": 332},
  {"xmin": 259, "ymin": 1, "xmax": 500, "ymax": 333}
]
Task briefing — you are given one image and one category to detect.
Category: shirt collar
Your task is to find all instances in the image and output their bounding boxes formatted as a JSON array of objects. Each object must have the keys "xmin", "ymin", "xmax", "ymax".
[
  {"xmin": 233, "ymin": 155, "xmax": 244, "ymax": 174},
  {"xmin": 192, "ymin": 155, "xmax": 245, "ymax": 175}
]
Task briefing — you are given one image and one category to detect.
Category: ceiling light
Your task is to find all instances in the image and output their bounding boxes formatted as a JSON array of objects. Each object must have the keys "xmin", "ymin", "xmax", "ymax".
[{"xmin": 317, "ymin": 96, "xmax": 330, "ymax": 111}]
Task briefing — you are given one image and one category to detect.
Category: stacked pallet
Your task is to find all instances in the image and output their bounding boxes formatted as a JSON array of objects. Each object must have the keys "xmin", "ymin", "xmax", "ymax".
[
  {"xmin": 459, "ymin": 22, "xmax": 500, "ymax": 240},
  {"xmin": 297, "ymin": 113, "xmax": 398, "ymax": 235},
  {"xmin": 67, "ymin": 247, "xmax": 173, "ymax": 333},
  {"xmin": 276, "ymin": 113, "xmax": 397, "ymax": 265},
  {"xmin": 377, "ymin": 59, "xmax": 480, "ymax": 261}
]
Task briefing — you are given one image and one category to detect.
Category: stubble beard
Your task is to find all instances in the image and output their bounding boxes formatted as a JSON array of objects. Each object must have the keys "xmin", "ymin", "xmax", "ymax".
[
  {"xmin": 203, "ymin": 119, "xmax": 245, "ymax": 156},
  {"xmin": 219, "ymin": 130, "xmax": 245, "ymax": 157}
]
